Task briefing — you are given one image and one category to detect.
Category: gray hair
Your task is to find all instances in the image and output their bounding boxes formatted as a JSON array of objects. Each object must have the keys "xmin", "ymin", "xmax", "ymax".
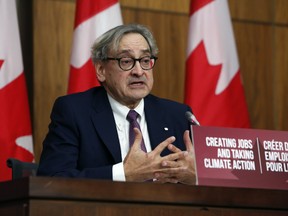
[{"xmin": 91, "ymin": 24, "xmax": 159, "ymax": 64}]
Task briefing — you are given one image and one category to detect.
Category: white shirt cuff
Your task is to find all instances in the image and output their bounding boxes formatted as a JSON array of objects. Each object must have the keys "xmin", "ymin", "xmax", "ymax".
[{"xmin": 112, "ymin": 162, "xmax": 126, "ymax": 181}]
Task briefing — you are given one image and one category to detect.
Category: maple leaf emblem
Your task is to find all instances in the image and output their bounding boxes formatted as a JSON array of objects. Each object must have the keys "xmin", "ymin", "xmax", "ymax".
[
  {"xmin": 0, "ymin": 59, "xmax": 4, "ymax": 70},
  {"xmin": 185, "ymin": 41, "xmax": 250, "ymax": 128}
]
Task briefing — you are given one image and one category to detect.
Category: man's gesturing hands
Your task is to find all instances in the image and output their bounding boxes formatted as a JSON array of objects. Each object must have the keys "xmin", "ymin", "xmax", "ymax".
[{"xmin": 124, "ymin": 128, "xmax": 196, "ymax": 185}]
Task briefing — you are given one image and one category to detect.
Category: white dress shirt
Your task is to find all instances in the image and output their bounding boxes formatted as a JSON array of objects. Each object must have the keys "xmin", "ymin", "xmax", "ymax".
[{"xmin": 107, "ymin": 94, "xmax": 151, "ymax": 181}]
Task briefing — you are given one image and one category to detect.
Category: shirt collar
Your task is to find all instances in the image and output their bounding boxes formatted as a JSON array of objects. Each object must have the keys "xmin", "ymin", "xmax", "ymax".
[{"xmin": 107, "ymin": 93, "xmax": 145, "ymax": 120}]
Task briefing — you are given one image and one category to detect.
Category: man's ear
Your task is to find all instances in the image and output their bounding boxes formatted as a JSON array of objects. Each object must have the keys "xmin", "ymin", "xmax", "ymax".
[{"xmin": 95, "ymin": 62, "xmax": 105, "ymax": 82}]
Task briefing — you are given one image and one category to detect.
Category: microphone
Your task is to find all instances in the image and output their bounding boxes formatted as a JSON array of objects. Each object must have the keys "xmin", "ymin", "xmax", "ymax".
[{"xmin": 185, "ymin": 111, "xmax": 200, "ymax": 126}]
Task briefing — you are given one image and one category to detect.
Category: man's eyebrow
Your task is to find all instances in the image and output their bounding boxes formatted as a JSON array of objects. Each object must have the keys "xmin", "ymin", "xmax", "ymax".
[
  {"xmin": 116, "ymin": 49, "xmax": 151, "ymax": 55},
  {"xmin": 116, "ymin": 50, "xmax": 131, "ymax": 55}
]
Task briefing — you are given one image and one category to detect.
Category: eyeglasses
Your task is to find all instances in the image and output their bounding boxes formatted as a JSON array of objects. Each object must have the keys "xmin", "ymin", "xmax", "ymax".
[{"xmin": 105, "ymin": 56, "xmax": 158, "ymax": 71}]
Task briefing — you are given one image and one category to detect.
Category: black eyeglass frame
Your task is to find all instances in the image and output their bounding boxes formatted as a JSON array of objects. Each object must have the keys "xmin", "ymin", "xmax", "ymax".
[{"xmin": 105, "ymin": 56, "xmax": 158, "ymax": 71}]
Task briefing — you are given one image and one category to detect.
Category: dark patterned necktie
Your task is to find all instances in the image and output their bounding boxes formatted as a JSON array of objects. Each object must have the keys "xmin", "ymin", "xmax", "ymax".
[{"xmin": 126, "ymin": 110, "xmax": 147, "ymax": 152}]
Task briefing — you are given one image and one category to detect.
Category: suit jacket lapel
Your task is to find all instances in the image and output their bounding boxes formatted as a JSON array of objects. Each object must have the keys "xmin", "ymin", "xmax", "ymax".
[
  {"xmin": 90, "ymin": 88, "xmax": 122, "ymax": 163},
  {"xmin": 144, "ymin": 95, "xmax": 174, "ymax": 152},
  {"xmin": 90, "ymin": 90, "xmax": 175, "ymax": 161}
]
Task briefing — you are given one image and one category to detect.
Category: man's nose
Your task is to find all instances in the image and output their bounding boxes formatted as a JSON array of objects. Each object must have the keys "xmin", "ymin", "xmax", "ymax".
[{"xmin": 131, "ymin": 61, "xmax": 144, "ymax": 75}]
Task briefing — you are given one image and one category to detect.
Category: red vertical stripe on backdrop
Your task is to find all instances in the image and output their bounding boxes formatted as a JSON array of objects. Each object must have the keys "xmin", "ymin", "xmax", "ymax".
[
  {"xmin": 68, "ymin": 0, "xmax": 123, "ymax": 94},
  {"xmin": 0, "ymin": 74, "xmax": 34, "ymax": 181},
  {"xmin": 184, "ymin": 0, "xmax": 250, "ymax": 128},
  {"xmin": 74, "ymin": 0, "xmax": 119, "ymax": 27},
  {"xmin": 69, "ymin": 60, "xmax": 97, "ymax": 93},
  {"xmin": 189, "ymin": 0, "xmax": 214, "ymax": 15},
  {"xmin": 0, "ymin": 0, "xmax": 34, "ymax": 181}
]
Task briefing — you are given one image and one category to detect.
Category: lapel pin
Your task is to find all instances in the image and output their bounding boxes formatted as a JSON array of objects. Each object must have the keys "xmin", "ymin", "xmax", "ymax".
[{"xmin": 164, "ymin": 127, "xmax": 169, "ymax": 131}]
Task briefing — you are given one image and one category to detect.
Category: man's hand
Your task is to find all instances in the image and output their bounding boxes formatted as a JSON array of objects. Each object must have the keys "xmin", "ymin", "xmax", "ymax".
[
  {"xmin": 154, "ymin": 130, "xmax": 196, "ymax": 185},
  {"xmin": 123, "ymin": 128, "xmax": 186, "ymax": 182}
]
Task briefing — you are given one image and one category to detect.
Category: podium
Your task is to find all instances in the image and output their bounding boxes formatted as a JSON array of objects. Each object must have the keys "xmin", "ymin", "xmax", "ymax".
[{"xmin": 0, "ymin": 177, "xmax": 287, "ymax": 216}]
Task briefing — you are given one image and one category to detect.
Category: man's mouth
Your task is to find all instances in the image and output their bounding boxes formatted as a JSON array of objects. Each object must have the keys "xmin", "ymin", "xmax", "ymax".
[{"xmin": 129, "ymin": 80, "xmax": 145, "ymax": 87}]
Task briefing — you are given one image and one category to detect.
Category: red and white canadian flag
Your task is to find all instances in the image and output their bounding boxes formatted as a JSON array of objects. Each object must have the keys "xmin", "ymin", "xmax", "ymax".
[
  {"xmin": 0, "ymin": 0, "xmax": 34, "ymax": 181},
  {"xmin": 68, "ymin": 0, "xmax": 123, "ymax": 94},
  {"xmin": 184, "ymin": 0, "xmax": 250, "ymax": 128}
]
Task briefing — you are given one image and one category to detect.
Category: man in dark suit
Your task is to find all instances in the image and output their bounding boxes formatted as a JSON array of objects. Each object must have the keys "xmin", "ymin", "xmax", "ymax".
[{"xmin": 37, "ymin": 24, "xmax": 196, "ymax": 185}]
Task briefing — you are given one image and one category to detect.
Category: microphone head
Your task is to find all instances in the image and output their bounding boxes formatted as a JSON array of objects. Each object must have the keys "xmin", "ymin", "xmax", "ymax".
[
  {"xmin": 185, "ymin": 111, "xmax": 200, "ymax": 126},
  {"xmin": 185, "ymin": 111, "xmax": 193, "ymax": 121}
]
